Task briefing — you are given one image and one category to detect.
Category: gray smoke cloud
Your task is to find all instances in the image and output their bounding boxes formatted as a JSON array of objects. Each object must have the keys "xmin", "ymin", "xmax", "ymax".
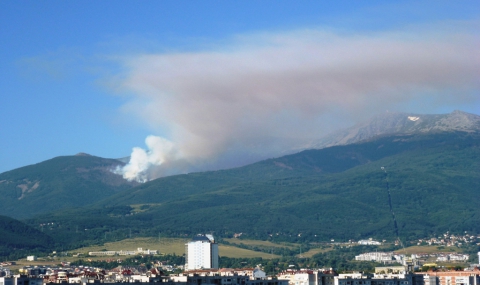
[{"xmin": 112, "ymin": 24, "xmax": 480, "ymax": 182}]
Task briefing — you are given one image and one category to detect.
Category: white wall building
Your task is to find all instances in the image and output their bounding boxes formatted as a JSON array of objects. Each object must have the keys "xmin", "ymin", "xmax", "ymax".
[
  {"xmin": 355, "ymin": 252, "xmax": 395, "ymax": 262},
  {"xmin": 354, "ymin": 252, "xmax": 409, "ymax": 265},
  {"xmin": 185, "ymin": 234, "xmax": 219, "ymax": 270},
  {"xmin": 278, "ymin": 269, "xmax": 337, "ymax": 285},
  {"xmin": 358, "ymin": 240, "xmax": 382, "ymax": 245}
]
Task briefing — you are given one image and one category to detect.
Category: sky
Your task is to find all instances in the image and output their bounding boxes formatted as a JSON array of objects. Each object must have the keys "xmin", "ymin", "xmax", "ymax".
[{"xmin": 1, "ymin": 1, "xmax": 479, "ymax": 179}]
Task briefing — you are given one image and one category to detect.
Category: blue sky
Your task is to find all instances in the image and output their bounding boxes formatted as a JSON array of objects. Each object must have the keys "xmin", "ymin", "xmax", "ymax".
[{"xmin": 1, "ymin": 1, "xmax": 479, "ymax": 175}]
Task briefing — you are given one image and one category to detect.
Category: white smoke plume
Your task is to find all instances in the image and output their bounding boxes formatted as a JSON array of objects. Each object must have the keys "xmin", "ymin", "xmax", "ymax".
[
  {"xmin": 114, "ymin": 135, "xmax": 180, "ymax": 182},
  {"xmin": 113, "ymin": 23, "xmax": 480, "ymax": 182}
]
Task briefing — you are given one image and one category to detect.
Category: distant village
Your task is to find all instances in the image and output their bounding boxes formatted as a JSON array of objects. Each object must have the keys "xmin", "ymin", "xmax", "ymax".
[
  {"xmin": 334, "ymin": 231, "xmax": 480, "ymax": 248},
  {"xmin": 416, "ymin": 231, "xmax": 479, "ymax": 247},
  {"xmin": 1, "ymin": 233, "xmax": 479, "ymax": 285},
  {"xmin": 353, "ymin": 231, "xmax": 479, "ymax": 265}
]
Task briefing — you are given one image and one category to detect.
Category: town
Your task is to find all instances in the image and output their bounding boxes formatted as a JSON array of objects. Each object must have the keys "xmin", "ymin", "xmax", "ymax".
[{"xmin": 1, "ymin": 234, "xmax": 479, "ymax": 285}]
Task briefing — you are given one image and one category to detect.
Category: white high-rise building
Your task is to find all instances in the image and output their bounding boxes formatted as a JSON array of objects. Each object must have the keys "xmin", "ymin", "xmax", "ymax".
[{"xmin": 185, "ymin": 234, "xmax": 219, "ymax": 270}]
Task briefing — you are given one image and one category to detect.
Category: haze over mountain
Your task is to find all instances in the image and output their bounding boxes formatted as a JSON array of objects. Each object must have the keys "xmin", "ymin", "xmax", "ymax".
[
  {"xmin": 116, "ymin": 110, "xmax": 480, "ymax": 182},
  {"xmin": 310, "ymin": 110, "xmax": 480, "ymax": 149}
]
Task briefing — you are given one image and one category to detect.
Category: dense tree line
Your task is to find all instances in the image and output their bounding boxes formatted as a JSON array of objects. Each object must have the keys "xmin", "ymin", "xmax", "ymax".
[{"xmin": 71, "ymin": 254, "xmax": 185, "ymax": 270}]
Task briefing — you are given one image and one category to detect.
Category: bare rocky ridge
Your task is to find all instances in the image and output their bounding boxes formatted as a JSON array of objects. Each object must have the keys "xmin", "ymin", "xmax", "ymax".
[{"xmin": 311, "ymin": 110, "xmax": 480, "ymax": 149}]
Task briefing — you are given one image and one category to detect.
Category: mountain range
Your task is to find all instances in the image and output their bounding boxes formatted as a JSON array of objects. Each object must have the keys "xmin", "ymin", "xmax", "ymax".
[
  {"xmin": 0, "ymin": 110, "xmax": 479, "ymax": 257},
  {"xmin": 311, "ymin": 110, "xmax": 480, "ymax": 148}
]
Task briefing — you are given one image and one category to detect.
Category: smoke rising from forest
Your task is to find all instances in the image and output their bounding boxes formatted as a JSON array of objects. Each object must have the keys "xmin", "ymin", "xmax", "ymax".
[{"xmin": 113, "ymin": 24, "xmax": 480, "ymax": 182}]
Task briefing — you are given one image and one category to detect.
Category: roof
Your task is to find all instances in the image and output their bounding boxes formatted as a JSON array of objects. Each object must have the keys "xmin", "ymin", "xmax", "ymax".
[{"xmin": 191, "ymin": 235, "xmax": 211, "ymax": 242}]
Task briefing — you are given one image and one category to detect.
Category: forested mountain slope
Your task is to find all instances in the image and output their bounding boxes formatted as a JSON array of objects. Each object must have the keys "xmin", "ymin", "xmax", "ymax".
[
  {"xmin": 28, "ymin": 131, "xmax": 480, "ymax": 246},
  {"xmin": 0, "ymin": 215, "xmax": 54, "ymax": 258},
  {"xmin": 0, "ymin": 154, "xmax": 137, "ymax": 219}
]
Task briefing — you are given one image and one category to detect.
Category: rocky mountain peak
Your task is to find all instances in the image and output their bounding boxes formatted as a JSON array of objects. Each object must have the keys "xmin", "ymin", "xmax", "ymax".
[
  {"xmin": 310, "ymin": 110, "xmax": 480, "ymax": 149},
  {"xmin": 440, "ymin": 110, "xmax": 480, "ymax": 131}
]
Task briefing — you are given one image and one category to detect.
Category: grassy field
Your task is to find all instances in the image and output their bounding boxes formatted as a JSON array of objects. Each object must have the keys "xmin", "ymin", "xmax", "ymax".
[
  {"xmin": 300, "ymin": 247, "xmax": 333, "ymax": 258},
  {"xmin": 222, "ymin": 238, "xmax": 335, "ymax": 258},
  {"xmin": 394, "ymin": 245, "xmax": 462, "ymax": 254},
  {"xmin": 8, "ymin": 259, "xmax": 60, "ymax": 271},
  {"xmin": 68, "ymin": 237, "xmax": 278, "ymax": 259},
  {"xmin": 69, "ymin": 237, "xmax": 188, "ymax": 255},
  {"xmin": 69, "ymin": 238, "xmax": 464, "ymax": 258},
  {"xmin": 219, "ymin": 245, "xmax": 279, "ymax": 259},
  {"xmin": 223, "ymin": 238, "xmax": 297, "ymax": 249}
]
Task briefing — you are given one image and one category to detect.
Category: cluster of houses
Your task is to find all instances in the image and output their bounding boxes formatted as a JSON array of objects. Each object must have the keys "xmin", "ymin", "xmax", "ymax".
[
  {"xmin": 355, "ymin": 252, "xmax": 474, "ymax": 265},
  {"xmin": 2, "ymin": 235, "xmax": 480, "ymax": 285},
  {"xmin": 417, "ymin": 232, "xmax": 480, "ymax": 247},
  {"xmin": 2, "ymin": 265, "xmax": 480, "ymax": 285},
  {"xmin": 0, "ymin": 266, "xmax": 284, "ymax": 285},
  {"xmin": 435, "ymin": 254, "xmax": 470, "ymax": 262}
]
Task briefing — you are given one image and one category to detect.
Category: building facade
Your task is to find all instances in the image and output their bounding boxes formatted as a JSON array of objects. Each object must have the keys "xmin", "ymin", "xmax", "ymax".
[
  {"xmin": 185, "ymin": 234, "xmax": 219, "ymax": 270},
  {"xmin": 277, "ymin": 269, "xmax": 337, "ymax": 285},
  {"xmin": 334, "ymin": 273, "xmax": 413, "ymax": 285},
  {"xmin": 415, "ymin": 270, "xmax": 480, "ymax": 285}
]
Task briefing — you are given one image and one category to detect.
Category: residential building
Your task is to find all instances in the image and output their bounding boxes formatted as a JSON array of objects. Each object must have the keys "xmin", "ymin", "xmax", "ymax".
[
  {"xmin": 355, "ymin": 252, "xmax": 398, "ymax": 263},
  {"xmin": 334, "ymin": 273, "xmax": 413, "ymax": 285},
  {"xmin": 185, "ymin": 234, "xmax": 219, "ymax": 270},
  {"xmin": 277, "ymin": 269, "xmax": 337, "ymax": 285},
  {"xmin": 414, "ymin": 269, "xmax": 480, "ymax": 285}
]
